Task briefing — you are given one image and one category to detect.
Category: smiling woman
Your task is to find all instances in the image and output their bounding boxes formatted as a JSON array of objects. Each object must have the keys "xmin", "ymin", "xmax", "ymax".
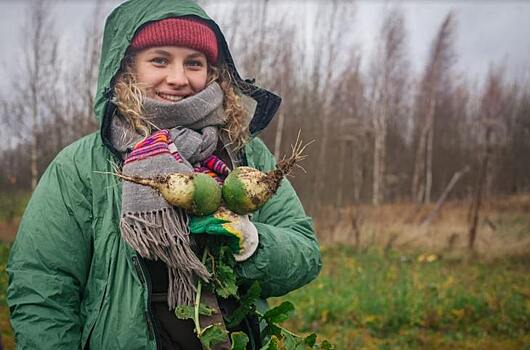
[
  {"xmin": 129, "ymin": 17, "xmax": 214, "ymax": 104},
  {"xmin": 134, "ymin": 47, "xmax": 209, "ymax": 102}
]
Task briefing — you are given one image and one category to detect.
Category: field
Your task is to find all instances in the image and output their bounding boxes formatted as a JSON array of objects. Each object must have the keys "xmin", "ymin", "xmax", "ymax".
[
  {"xmin": 270, "ymin": 246, "xmax": 530, "ymax": 349},
  {"xmin": 1, "ymin": 194, "xmax": 529, "ymax": 349}
]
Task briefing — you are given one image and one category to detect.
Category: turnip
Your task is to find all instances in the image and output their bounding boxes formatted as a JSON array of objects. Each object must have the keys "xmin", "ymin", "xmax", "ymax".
[
  {"xmin": 222, "ymin": 135, "xmax": 309, "ymax": 215},
  {"xmin": 112, "ymin": 172, "xmax": 221, "ymax": 216}
]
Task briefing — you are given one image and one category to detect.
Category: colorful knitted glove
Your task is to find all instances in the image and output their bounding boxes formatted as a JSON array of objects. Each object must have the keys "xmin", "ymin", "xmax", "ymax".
[
  {"xmin": 189, "ymin": 207, "xmax": 259, "ymax": 262},
  {"xmin": 193, "ymin": 154, "xmax": 230, "ymax": 184}
]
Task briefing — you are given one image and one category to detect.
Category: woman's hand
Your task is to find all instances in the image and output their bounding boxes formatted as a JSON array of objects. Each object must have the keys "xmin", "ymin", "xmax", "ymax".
[{"xmin": 189, "ymin": 207, "xmax": 259, "ymax": 262}]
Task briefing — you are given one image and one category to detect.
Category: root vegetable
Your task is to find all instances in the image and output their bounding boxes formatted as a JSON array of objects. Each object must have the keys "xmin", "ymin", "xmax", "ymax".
[
  {"xmin": 114, "ymin": 172, "xmax": 221, "ymax": 216},
  {"xmin": 222, "ymin": 136, "xmax": 309, "ymax": 215}
]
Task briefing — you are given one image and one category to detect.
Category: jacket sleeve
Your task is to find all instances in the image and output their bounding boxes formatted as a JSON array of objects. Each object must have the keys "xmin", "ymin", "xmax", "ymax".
[
  {"xmin": 7, "ymin": 150, "xmax": 93, "ymax": 349},
  {"xmin": 235, "ymin": 138, "xmax": 322, "ymax": 298}
]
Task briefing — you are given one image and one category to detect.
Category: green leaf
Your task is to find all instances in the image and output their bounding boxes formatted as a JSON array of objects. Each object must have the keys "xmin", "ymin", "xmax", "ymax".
[
  {"xmin": 226, "ymin": 281, "xmax": 261, "ymax": 328},
  {"xmin": 260, "ymin": 336, "xmax": 280, "ymax": 350},
  {"xmin": 263, "ymin": 324, "xmax": 282, "ymax": 338},
  {"xmin": 318, "ymin": 340, "xmax": 335, "ymax": 350},
  {"xmin": 207, "ymin": 244, "xmax": 238, "ymax": 298},
  {"xmin": 219, "ymin": 244, "xmax": 236, "ymax": 267},
  {"xmin": 215, "ymin": 262, "xmax": 238, "ymax": 298},
  {"xmin": 263, "ymin": 301, "xmax": 295, "ymax": 324},
  {"xmin": 175, "ymin": 303, "xmax": 215, "ymax": 320},
  {"xmin": 282, "ymin": 331, "xmax": 306, "ymax": 350},
  {"xmin": 174, "ymin": 305, "xmax": 194, "ymax": 320},
  {"xmin": 199, "ymin": 303, "xmax": 216, "ymax": 316},
  {"xmin": 304, "ymin": 333, "xmax": 317, "ymax": 347},
  {"xmin": 199, "ymin": 324, "xmax": 228, "ymax": 349},
  {"xmin": 230, "ymin": 331, "xmax": 249, "ymax": 350}
]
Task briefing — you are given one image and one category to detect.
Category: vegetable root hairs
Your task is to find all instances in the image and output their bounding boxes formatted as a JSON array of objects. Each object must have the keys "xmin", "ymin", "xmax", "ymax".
[
  {"xmin": 270, "ymin": 131, "xmax": 312, "ymax": 187},
  {"xmin": 277, "ymin": 131, "xmax": 312, "ymax": 176}
]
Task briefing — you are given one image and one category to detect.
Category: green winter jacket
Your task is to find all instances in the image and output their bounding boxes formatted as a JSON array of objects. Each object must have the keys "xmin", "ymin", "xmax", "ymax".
[{"xmin": 7, "ymin": 1, "xmax": 321, "ymax": 349}]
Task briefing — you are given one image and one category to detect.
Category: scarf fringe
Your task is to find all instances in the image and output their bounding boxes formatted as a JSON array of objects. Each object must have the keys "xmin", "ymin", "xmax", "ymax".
[{"xmin": 120, "ymin": 207, "xmax": 211, "ymax": 308}]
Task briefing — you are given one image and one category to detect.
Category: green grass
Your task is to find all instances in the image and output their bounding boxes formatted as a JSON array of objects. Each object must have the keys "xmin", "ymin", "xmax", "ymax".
[
  {"xmin": 270, "ymin": 245, "xmax": 530, "ymax": 349},
  {"xmin": 1, "ymin": 243, "xmax": 529, "ymax": 350}
]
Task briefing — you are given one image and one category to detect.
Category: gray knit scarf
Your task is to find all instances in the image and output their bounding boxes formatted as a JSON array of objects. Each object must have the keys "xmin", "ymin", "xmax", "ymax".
[{"xmin": 110, "ymin": 82, "xmax": 226, "ymax": 309}]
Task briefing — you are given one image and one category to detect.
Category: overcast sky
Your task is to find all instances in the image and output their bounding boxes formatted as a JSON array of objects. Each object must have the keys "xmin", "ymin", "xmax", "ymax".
[{"xmin": 0, "ymin": 0, "xmax": 529, "ymax": 93}]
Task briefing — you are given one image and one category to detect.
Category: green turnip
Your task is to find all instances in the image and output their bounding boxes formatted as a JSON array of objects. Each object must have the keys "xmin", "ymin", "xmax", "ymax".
[{"xmin": 222, "ymin": 136, "xmax": 309, "ymax": 215}]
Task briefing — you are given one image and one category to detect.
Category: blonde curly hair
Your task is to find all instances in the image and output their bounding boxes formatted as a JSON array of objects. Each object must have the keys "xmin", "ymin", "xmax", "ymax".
[{"xmin": 113, "ymin": 53, "xmax": 250, "ymax": 150}]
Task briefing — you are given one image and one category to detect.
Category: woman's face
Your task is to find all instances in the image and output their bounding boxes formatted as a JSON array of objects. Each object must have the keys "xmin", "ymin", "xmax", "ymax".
[{"xmin": 133, "ymin": 46, "xmax": 209, "ymax": 103}]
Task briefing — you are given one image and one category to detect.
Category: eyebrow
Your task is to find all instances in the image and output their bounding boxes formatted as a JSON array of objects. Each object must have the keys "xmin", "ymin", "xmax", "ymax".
[
  {"xmin": 150, "ymin": 49, "xmax": 171, "ymax": 56},
  {"xmin": 186, "ymin": 52, "xmax": 206, "ymax": 60}
]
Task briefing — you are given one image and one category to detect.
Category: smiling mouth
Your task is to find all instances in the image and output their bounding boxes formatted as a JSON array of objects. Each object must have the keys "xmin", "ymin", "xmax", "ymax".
[{"xmin": 156, "ymin": 92, "xmax": 185, "ymax": 102}]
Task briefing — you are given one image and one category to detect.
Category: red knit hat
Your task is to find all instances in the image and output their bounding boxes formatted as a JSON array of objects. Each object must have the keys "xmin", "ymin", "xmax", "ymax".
[{"xmin": 131, "ymin": 18, "xmax": 219, "ymax": 63}]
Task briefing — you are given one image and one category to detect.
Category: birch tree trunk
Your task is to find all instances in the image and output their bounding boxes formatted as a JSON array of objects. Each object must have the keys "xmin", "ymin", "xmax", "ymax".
[
  {"xmin": 412, "ymin": 94, "xmax": 436, "ymax": 203},
  {"xmin": 469, "ymin": 67, "xmax": 505, "ymax": 250},
  {"xmin": 312, "ymin": 118, "xmax": 329, "ymax": 212},
  {"xmin": 353, "ymin": 139, "xmax": 364, "ymax": 202},
  {"xmin": 336, "ymin": 138, "xmax": 346, "ymax": 207},
  {"xmin": 411, "ymin": 13, "xmax": 454, "ymax": 203},
  {"xmin": 370, "ymin": 8, "xmax": 407, "ymax": 206},
  {"xmin": 372, "ymin": 109, "xmax": 387, "ymax": 205},
  {"xmin": 30, "ymin": 101, "xmax": 38, "ymax": 190},
  {"xmin": 468, "ymin": 127, "xmax": 491, "ymax": 250},
  {"xmin": 425, "ymin": 127, "xmax": 434, "ymax": 203}
]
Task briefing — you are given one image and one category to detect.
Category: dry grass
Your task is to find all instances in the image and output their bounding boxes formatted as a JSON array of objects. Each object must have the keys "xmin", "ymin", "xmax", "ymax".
[{"xmin": 314, "ymin": 195, "xmax": 530, "ymax": 259}]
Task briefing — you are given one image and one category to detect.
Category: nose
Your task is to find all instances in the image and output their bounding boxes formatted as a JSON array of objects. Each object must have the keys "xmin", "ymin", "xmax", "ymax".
[{"xmin": 166, "ymin": 64, "xmax": 188, "ymax": 88}]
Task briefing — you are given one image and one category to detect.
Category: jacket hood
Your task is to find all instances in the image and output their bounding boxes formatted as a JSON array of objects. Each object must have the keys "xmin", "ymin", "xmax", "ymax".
[{"xmin": 94, "ymin": 0, "xmax": 281, "ymax": 153}]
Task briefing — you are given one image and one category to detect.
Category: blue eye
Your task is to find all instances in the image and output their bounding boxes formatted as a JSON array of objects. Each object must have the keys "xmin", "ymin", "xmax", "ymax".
[
  {"xmin": 151, "ymin": 57, "xmax": 168, "ymax": 66},
  {"xmin": 186, "ymin": 59, "xmax": 204, "ymax": 68}
]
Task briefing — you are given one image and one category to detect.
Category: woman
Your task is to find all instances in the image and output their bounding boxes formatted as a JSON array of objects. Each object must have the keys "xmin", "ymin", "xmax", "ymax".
[{"xmin": 7, "ymin": 0, "xmax": 322, "ymax": 349}]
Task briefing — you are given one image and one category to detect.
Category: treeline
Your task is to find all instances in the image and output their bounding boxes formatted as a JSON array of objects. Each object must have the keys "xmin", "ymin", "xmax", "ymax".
[{"xmin": 1, "ymin": 1, "xmax": 529, "ymax": 218}]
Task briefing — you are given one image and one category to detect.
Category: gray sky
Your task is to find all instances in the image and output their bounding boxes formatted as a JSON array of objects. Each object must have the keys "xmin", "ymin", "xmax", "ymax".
[{"xmin": 0, "ymin": 0, "xmax": 529, "ymax": 92}]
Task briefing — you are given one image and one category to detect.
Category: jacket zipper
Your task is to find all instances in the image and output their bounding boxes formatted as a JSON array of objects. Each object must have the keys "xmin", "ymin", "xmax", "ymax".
[{"xmin": 132, "ymin": 255, "xmax": 162, "ymax": 350}]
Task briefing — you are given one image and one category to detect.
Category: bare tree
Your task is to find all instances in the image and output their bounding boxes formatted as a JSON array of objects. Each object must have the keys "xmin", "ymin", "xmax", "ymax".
[
  {"xmin": 504, "ymin": 81, "xmax": 530, "ymax": 194},
  {"xmin": 369, "ymin": 8, "xmax": 408, "ymax": 205},
  {"xmin": 335, "ymin": 55, "xmax": 365, "ymax": 206},
  {"xmin": 1, "ymin": 0, "xmax": 103, "ymax": 192},
  {"xmin": 468, "ymin": 67, "xmax": 507, "ymax": 250},
  {"xmin": 310, "ymin": 0, "xmax": 355, "ymax": 212},
  {"xmin": 272, "ymin": 25, "xmax": 297, "ymax": 159},
  {"xmin": 220, "ymin": 0, "xmax": 272, "ymax": 81},
  {"xmin": 411, "ymin": 12, "xmax": 455, "ymax": 203},
  {"xmin": 79, "ymin": 0, "xmax": 105, "ymax": 133},
  {"xmin": 18, "ymin": 1, "xmax": 59, "ymax": 190}
]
